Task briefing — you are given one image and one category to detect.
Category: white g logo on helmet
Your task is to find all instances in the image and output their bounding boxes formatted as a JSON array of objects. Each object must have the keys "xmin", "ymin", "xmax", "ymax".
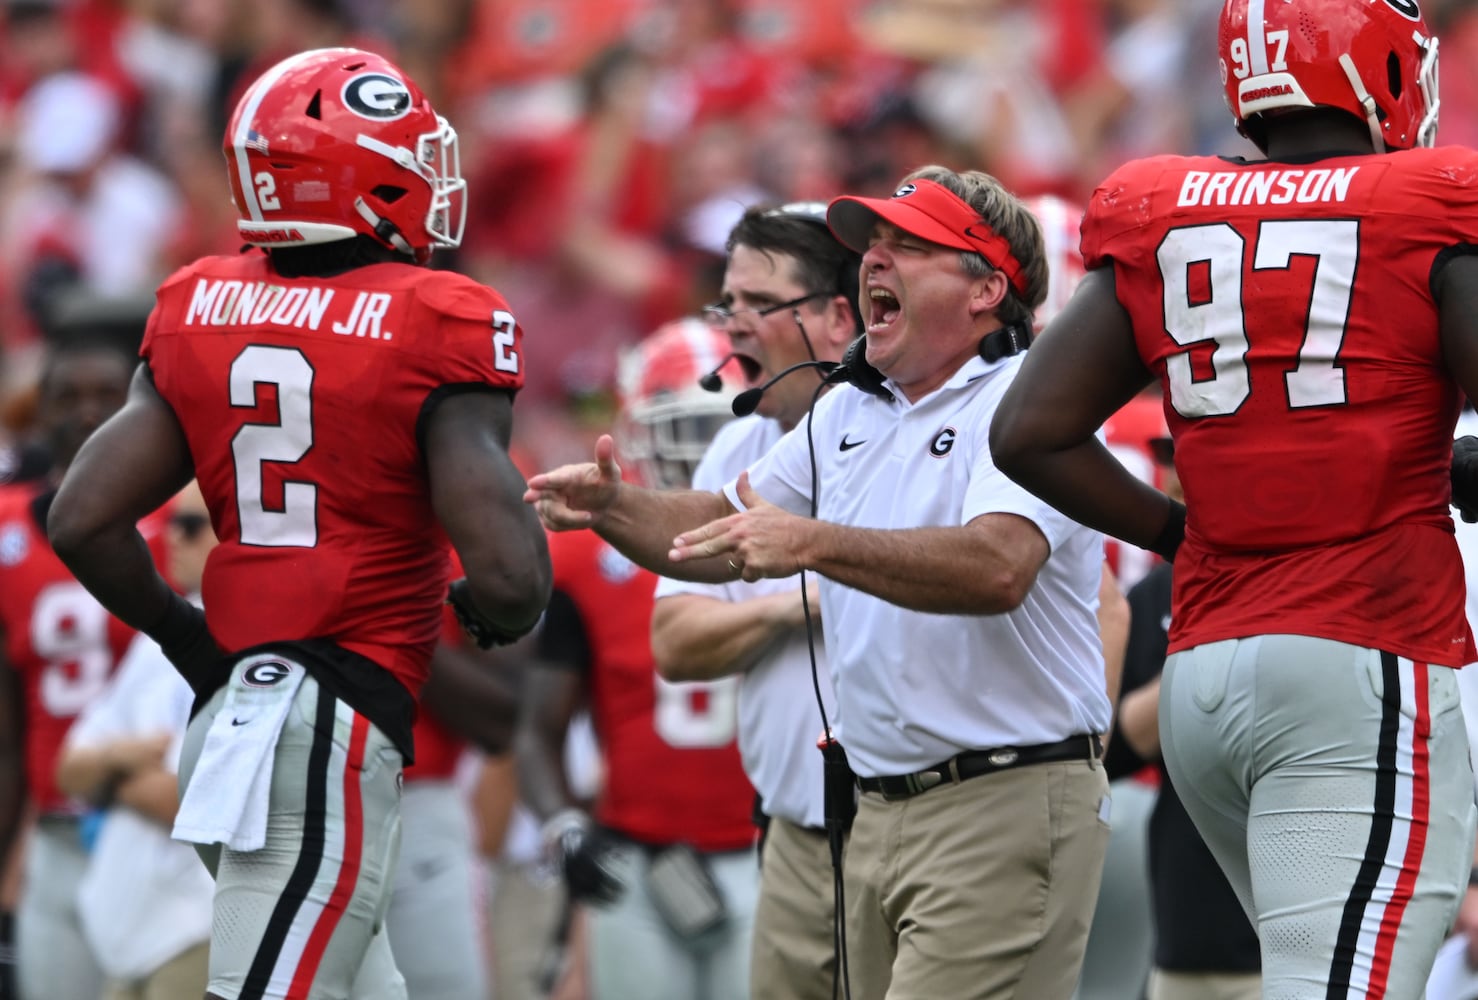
[{"xmin": 342, "ymin": 73, "xmax": 411, "ymax": 121}]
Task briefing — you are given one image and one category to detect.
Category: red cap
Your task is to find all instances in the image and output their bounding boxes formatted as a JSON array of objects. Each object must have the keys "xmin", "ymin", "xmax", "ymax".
[{"xmin": 827, "ymin": 179, "xmax": 1028, "ymax": 298}]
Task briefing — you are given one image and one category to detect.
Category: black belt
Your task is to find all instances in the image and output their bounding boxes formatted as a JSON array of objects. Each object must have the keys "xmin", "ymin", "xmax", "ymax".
[{"xmin": 856, "ymin": 734, "xmax": 1103, "ymax": 802}]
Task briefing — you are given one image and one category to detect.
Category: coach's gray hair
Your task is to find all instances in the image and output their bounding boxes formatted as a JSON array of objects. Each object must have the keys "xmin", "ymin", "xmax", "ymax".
[{"xmin": 901, "ymin": 165, "xmax": 1047, "ymax": 330}]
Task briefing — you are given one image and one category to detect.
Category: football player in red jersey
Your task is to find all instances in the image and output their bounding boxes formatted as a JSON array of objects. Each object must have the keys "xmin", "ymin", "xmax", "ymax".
[
  {"xmin": 0, "ymin": 334, "xmax": 162, "ymax": 1000},
  {"xmin": 514, "ymin": 318, "xmax": 757, "ymax": 1000},
  {"xmin": 992, "ymin": 1, "xmax": 1478, "ymax": 995},
  {"xmin": 45, "ymin": 48, "xmax": 551, "ymax": 1000}
]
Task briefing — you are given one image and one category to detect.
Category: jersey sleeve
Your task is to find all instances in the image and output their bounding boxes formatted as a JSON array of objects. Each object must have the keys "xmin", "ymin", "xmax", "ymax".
[
  {"xmin": 410, "ymin": 272, "xmax": 526, "ymax": 393},
  {"xmin": 1410, "ymin": 146, "xmax": 1478, "ymax": 260},
  {"xmin": 139, "ymin": 260, "xmax": 211, "ymax": 373},
  {"xmin": 1080, "ymin": 156, "xmax": 1176, "ymax": 271}
]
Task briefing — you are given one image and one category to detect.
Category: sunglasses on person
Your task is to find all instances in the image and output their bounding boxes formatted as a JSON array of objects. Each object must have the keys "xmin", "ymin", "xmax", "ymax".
[{"xmin": 169, "ymin": 511, "xmax": 212, "ymax": 541}]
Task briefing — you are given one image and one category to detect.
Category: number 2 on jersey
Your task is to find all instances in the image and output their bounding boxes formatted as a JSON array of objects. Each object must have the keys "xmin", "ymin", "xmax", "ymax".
[
  {"xmin": 230, "ymin": 345, "xmax": 317, "ymax": 547},
  {"xmin": 1158, "ymin": 219, "xmax": 1357, "ymax": 417}
]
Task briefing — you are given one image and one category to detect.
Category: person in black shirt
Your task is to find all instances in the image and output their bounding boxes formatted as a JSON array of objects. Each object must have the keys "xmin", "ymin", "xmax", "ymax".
[{"xmin": 1103, "ymin": 433, "xmax": 1261, "ymax": 1000}]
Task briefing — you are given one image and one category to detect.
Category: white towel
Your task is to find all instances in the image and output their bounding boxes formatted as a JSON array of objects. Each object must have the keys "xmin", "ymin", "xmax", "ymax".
[{"xmin": 173, "ymin": 653, "xmax": 306, "ymax": 851}]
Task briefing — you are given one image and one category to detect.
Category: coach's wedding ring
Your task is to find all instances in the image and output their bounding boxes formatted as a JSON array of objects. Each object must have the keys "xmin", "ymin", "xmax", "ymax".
[{"xmin": 727, "ymin": 558, "xmax": 741, "ymax": 574}]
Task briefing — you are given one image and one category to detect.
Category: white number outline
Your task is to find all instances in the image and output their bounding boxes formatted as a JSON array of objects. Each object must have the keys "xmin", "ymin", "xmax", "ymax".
[
  {"xmin": 230, "ymin": 345, "xmax": 318, "ymax": 547},
  {"xmin": 33, "ymin": 582, "xmax": 113, "ymax": 717},
  {"xmin": 1157, "ymin": 219, "xmax": 1358, "ymax": 419},
  {"xmin": 492, "ymin": 310, "xmax": 519, "ymax": 374},
  {"xmin": 254, "ymin": 172, "xmax": 281, "ymax": 211},
  {"xmin": 653, "ymin": 675, "xmax": 739, "ymax": 749},
  {"xmin": 1267, "ymin": 29, "xmax": 1290, "ymax": 71}
]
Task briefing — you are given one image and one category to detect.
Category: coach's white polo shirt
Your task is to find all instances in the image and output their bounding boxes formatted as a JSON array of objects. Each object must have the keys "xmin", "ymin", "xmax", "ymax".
[
  {"xmin": 656, "ymin": 415, "xmax": 835, "ymax": 829},
  {"xmin": 724, "ymin": 353, "xmax": 1111, "ymax": 779}
]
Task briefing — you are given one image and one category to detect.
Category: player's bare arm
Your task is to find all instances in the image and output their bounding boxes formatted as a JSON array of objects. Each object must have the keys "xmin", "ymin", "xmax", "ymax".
[
  {"xmin": 418, "ymin": 637, "xmax": 525, "ymax": 755},
  {"xmin": 651, "ymin": 585, "xmax": 817, "ymax": 682},
  {"xmin": 426, "ymin": 389, "xmax": 552, "ymax": 640},
  {"xmin": 990, "ymin": 268, "xmax": 1183, "ymax": 557},
  {"xmin": 524, "ymin": 433, "xmax": 737, "ymax": 581},
  {"xmin": 0, "ymin": 662, "xmax": 23, "ymax": 869},
  {"xmin": 1438, "ymin": 256, "xmax": 1478, "ymax": 519},
  {"xmin": 512, "ymin": 661, "xmax": 585, "ymax": 822},
  {"xmin": 54, "ymin": 732, "xmax": 170, "ymax": 805},
  {"xmin": 48, "ymin": 366, "xmax": 196, "ymax": 637},
  {"xmin": 672, "ymin": 473, "xmax": 1051, "ymax": 614}
]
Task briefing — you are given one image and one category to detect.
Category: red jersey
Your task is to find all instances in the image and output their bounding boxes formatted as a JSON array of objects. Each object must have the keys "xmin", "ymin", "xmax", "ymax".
[
  {"xmin": 1082, "ymin": 147, "xmax": 1478, "ymax": 666},
  {"xmin": 141, "ymin": 252, "xmax": 524, "ymax": 694},
  {"xmin": 546, "ymin": 530, "xmax": 754, "ymax": 852},
  {"xmin": 0, "ymin": 484, "xmax": 167, "ymax": 814}
]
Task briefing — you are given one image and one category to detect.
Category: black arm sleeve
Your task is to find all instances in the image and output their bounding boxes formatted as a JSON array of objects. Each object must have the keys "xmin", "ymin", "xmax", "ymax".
[{"xmin": 533, "ymin": 588, "xmax": 592, "ymax": 674}]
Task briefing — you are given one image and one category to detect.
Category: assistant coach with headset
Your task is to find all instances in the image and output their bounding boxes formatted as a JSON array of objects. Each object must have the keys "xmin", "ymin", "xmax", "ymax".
[{"xmin": 523, "ymin": 165, "xmax": 1112, "ymax": 1000}]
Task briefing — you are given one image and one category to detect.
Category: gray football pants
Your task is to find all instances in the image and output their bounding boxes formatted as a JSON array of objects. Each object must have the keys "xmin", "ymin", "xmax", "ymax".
[
  {"xmin": 180, "ymin": 667, "xmax": 406, "ymax": 1000},
  {"xmin": 1162, "ymin": 635, "xmax": 1477, "ymax": 1000}
]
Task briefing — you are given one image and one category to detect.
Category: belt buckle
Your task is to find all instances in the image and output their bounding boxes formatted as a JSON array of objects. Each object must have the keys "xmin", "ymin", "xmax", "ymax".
[{"xmin": 901, "ymin": 769, "xmax": 944, "ymax": 797}]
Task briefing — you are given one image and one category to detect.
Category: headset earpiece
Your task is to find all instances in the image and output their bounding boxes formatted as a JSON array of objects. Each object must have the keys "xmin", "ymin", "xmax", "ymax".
[{"xmin": 833, "ymin": 336, "xmax": 892, "ymax": 400}]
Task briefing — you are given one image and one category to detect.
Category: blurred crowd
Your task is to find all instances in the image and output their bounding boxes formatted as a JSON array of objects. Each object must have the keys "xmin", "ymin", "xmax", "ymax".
[
  {"xmin": 0, "ymin": 0, "xmax": 1301, "ymax": 473},
  {"xmin": 4, "ymin": 0, "xmax": 1478, "ymax": 465},
  {"xmin": 9, "ymin": 0, "xmax": 1478, "ymax": 996}
]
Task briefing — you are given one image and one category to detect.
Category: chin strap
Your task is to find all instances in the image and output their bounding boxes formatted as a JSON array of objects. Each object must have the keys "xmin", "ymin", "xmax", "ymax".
[
  {"xmin": 353, "ymin": 197, "xmax": 415, "ymax": 256},
  {"xmin": 1338, "ymin": 53, "xmax": 1388, "ymax": 154}
]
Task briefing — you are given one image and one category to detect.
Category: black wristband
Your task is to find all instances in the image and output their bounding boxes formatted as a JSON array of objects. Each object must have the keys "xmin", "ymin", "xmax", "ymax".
[
  {"xmin": 1149, "ymin": 500, "xmax": 1187, "ymax": 563},
  {"xmin": 146, "ymin": 592, "xmax": 209, "ymax": 649},
  {"xmin": 146, "ymin": 594, "xmax": 227, "ymax": 696},
  {"xmin": 447, "ymin": 579, "xmax": 541, "ymax": 649}
]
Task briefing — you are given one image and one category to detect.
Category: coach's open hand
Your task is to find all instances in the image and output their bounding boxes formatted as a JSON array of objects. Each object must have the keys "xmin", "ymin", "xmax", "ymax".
[
  {"xmin": 523, "ymin": 434, "xmax": 623, "ymax": 531},
  {"xmin": 669, "ymin": 472, "xmax": 807, "ymax": 582}
]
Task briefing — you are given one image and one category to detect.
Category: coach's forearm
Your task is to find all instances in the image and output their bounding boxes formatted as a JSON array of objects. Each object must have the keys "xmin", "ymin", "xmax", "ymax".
[
  {"xmin": 802, "ymin": 518, "xmax": 1041, "ymax": 615},
  {"xmin": 651, "ymin": 592, "xmax": 805, "ymax": 681},
  {"xmin": 597, "ymin": 485, "xmax": 737, "ymax": 582}
]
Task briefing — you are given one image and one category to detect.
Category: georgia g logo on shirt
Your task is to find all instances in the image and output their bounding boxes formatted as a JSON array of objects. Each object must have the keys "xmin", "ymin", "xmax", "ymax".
[
  {"xmin": 930, "ymin": 427, "xmax": 957, "ymax": 458},
  {"xmin": 342, "ymin": 73, "xmax": 412, "ymax": 121}
]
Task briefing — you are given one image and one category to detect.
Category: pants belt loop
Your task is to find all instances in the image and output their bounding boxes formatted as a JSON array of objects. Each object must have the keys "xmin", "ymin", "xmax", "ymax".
[{"xmin": 946, "ymin": 756, "xmax": 963, "ymax": 784}]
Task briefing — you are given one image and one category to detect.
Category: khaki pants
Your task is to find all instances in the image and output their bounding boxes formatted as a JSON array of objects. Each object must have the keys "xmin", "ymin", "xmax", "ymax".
[
  {"xmin": 104, "ymin": 941, "xmax": 210, "ymax": 1000},
  {"xmin": 487, "ymin": 858, "xmax": 565, "ymax": 1000},
  {"xmin": 845, "ymin": 760, "xmax": 1110, "ymax": 1000},
  {"xmin": 751, "ymin": 819, "xmax": 836, "ymax": 1000},
  {"xmin": 1146, "ymin": 968, "xmax": 1261, "ymax": 1000}
]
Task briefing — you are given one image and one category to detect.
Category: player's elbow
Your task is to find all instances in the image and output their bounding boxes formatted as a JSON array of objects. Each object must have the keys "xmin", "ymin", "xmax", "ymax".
[
  {"xmin": 467, "ymin": 528, "xmax": 553, "ymax": 624},
  {"xmin": 651, "ymin": 632, "xmax": 700, "ymax": 682},
  {"xmin": 987, "ymin": 409, "xmax": 1036, "ymax": 485},
  {"xmin": 46, "ymin": 491, "xmax": 108, "ymax": 570}
]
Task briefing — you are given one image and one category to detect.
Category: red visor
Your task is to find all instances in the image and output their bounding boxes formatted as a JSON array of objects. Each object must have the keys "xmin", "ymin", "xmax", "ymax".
[{"xmin": 827, "ymin": 179, "xmax": 1028, "ymax": 298}]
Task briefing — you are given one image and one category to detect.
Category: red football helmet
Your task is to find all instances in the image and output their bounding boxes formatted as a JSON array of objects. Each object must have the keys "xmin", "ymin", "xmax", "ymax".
[
  {"xmin": 1021, "ymin": 194, "xmax": 1086, "ymax": 333},
  {"xmin": 617, "ymin": 318, "xmax": 737, "ymax": 490},
  {"xmin": 1218, "ymin": 0, "xmax": 1439, "ymax": 152},
  {"xmin": 224, "ymin": 48, "xmax": 466, "ymax": 263}
]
